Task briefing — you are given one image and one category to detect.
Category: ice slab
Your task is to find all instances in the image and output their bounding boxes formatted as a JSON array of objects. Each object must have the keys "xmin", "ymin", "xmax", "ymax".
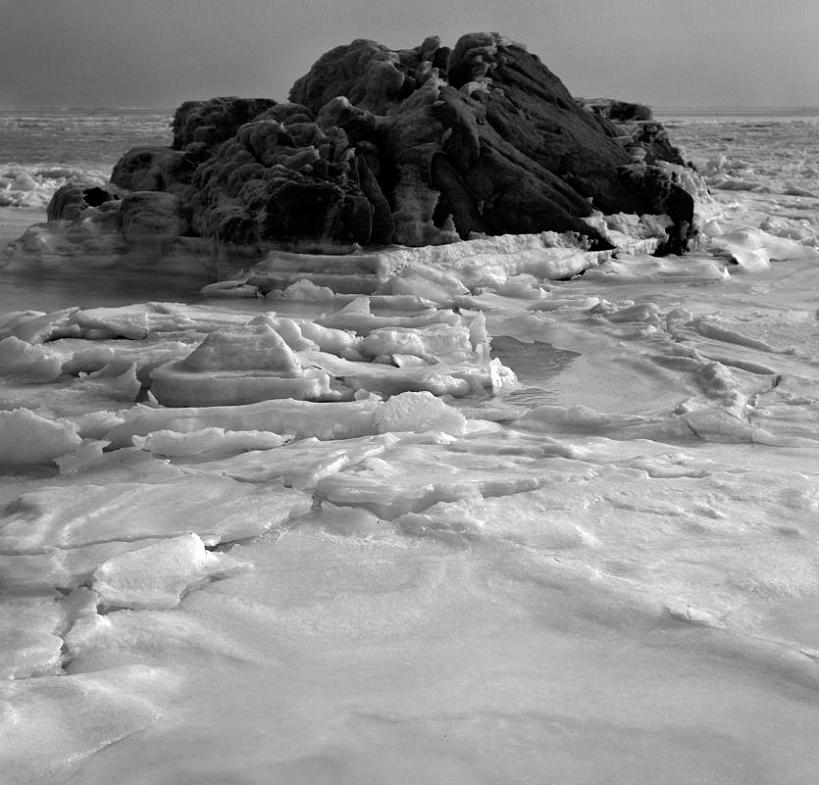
[
  {"xmin": 132, "ymin": 427, "xmax": 289, "ymax": 458},
  {"xmin": 0, "ymin": 539, "xmax": 175, "ymax": 593},
  {"xmin": 0, "ymin": 475, "xmax": 311, "ymax": 552},
  {"xmin": 92, "ymin": 532, "xmax": 249, "ymax": 610},
  {"xmin": 0, "ymin": 408, "xmax": 82, "ymax": 465},
  {"xmin": 316, "ymin": 442, "xmax": 548, "ymax": 519},
  {"xmin": 711, "ymin": 226, "xmax": 819, "ymax": 270},
  {"xmin": 0, "ymin": 336, "xmax": 63, "ymax": 381},
  {"xmin": 106, "ymin": 391, "xmax": 467, "ymax": 447}
]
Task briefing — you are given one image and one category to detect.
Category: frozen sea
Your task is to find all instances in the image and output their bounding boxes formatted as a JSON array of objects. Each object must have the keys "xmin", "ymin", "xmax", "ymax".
[{"xmin": 1, "ymin": 107, "xmax": 819, "ymax": 784}]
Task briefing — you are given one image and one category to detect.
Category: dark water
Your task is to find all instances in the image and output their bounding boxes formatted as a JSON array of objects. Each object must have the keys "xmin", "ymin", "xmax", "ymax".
[{"xmin": 0, "ymin": 269, "xmax": 211, "ymax": 314}]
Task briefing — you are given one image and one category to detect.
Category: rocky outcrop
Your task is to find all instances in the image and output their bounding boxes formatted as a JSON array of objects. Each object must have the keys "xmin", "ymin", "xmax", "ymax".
[
  {"xmin": 171, "ymin": 97, "xmax": 278, "ymax": 152},
  {"xmin": 47, "ymin": 183, "xmax": 123, "ymax": 222},
  {"xmin": 111, "ymin": 147, "xmax": 198, "ymax": 195},
  {"xmin": 579, "ymin": 97, "xmax": 685, "ymax": 167},
  {"xmin": 38, "ymin": 33, "xmax": 696, "ymax": 260},
  {"xmin": 120, "ymin": 192, "xmax": 183, "ymax": 251}
]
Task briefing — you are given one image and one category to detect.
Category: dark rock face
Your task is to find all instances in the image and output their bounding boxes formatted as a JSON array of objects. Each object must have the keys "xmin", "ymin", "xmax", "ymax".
[
  {"xmin": 579, "ymin": 97, "xmax": 685, "ymax": 167},
  {"xmin": 586, "ymin": 99, "xmax": 653, "ymax": 123},
  {"xmin": 171, "ymin": 97, "xmax": 278, "ymax": 152},
  {"xmin": 120, "ymin": 192, "xmax": 183, "ymax": 249},
  {"xmin": 50, "ymin": 34, "xmax": 693, "ymax": 254},
  {"xmin": 111, "ymin": 147, "xmax": 199, "ymax": 195},
  {"xmin": 632, "ymin": 121, "xmax": 685, "ymax": 167}
]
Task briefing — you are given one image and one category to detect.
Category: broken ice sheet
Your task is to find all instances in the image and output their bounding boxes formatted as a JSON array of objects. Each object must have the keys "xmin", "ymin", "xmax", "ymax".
[
  {"xmin": 188, "ymin": 432, "xmax": 402, "ymax": 487},
  {"xmin": 0, "ymin": 474, "xmax": 311, "ymax": 552},
  {"xmin": 132, "ymin": 427, "xmax": 290, "ymax": 458},
  {"xmin": 315, "ymin": 441, "xmax": 551, "ymax": 519},
  {"xmin": 92, "ymin": 532, "xmax": 250, "ymax": 610},
  {"xmin": 0, "ymin": 539, "xmax": 175, "ymax": 593},
  {"xmin": 0, "ymin": 408, "xmax": 82, "ymax": 465},
  {"xmin": 105, "ymin": 390, "xmax": 467, "ymax": 448}
]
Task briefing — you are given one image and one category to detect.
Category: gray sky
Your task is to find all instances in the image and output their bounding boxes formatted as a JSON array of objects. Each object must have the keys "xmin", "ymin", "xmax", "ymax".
[{"xmin": 1, "ymin": 0, "xmax": 816, "ymax": 108}]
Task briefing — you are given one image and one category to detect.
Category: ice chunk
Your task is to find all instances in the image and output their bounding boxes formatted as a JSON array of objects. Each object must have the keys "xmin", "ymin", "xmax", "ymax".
[
  {"xmin": 106, "ymin": 392, "xmax": 467, "ymax": 447},
  {"xmin": 106, "ymin": 398, "xmax": 383, "ymax": 446},
  {"xmin": 193, "ymin": 432, "xmax": 401, "ymax": 487},
  {"xmin": 0, "ymin": 408, "xmax": 82, "ymax": 465},
  {"xmin": 711, "ymin": 227, "xmax": 819, "ymax": 271},
  {"xmin": 316, "ymin": 441, "xmax": 543, "ymax": 518},
  {"xmin": 249, "ymin": 314, "xmax": 361, "ymax": 356},
  {"xmin": 0, "ymin": 336, "xmax": 63, "ymax": 381},
  {"xmin": 333, "ymin": 232, "xmax": 606, "ymax": 286},
  {"xmin": 65, "ymin": 409, "xmax": 125, "ymax": 439},
  {"xmin": 0, "ymin": 540, "xmax": 172, "ymax": 593},
  {"xmin": 150, "ymin": 363, "xmax": 341, "ymax": 406},
  {"xmin": 583, "ymin": 254, "xmax": 729, "ymax": 283},
  {"xmin": 249, "ymin": 314, "xmax": 359, "ymax": 355},
  {"xmin": 150, "ymin": 323, "xmax": 341, "ymax": 406},
  {"xmin": 374, "ymin": 391, "xmax": 467, "ymax": 435},
  {"xmin": 360, "ymin": 322, "xmax": 475, "ymax": 363},
  {"xmin": 199, "ymin": 280, "xmax": 262, "ymax": 297},
  {"xmin": 248, "ymin": 315, "xmax": 319, "ymax": 351},
  {"xmin": 284, "ymin": 317, "xmax": 359, "ymax": 355},
  {"xmin": 316, "ymin": 297, "xmax": 461, "ymax": 335},
  {"xmin": 56, "ymin": 439, "xmax": 109, "ymax": 474},
  {"xmin": 0, "ymin": 307, "xmax": 80, "ymax": 343},
  {"xmin": 81, "ymin": 360, "xmax": 142, "ymax": 401},
  {"xmin": 378, "ymin": 263, "xmax": 470, "ymax": 303},
  {"xmin": 132, "ymin": 427, "xmax": 289, "ymax": 458},
  {"xmin": 60, "ymin": 339, "xmax": 193, "ymax": 385},
  {"xmin": 312, "ymin": 501, "xmax": 383, "ymax": 536},
  {"xmin": 92, "ymin": 532, "xmax": 249, "ymax": 610},
  {"xmin": 301, "ymin": 350, "xmax": 474, "ymax": 397},
  {"xmin": 181, "ymin": 324, "xmax": 302, "ymax": 374}
]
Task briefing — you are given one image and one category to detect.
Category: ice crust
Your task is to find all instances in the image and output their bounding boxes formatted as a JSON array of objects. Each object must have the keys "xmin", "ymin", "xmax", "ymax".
[{"xmin": 3, "ymin": 117, "xmax": 819, "ymax": 784}]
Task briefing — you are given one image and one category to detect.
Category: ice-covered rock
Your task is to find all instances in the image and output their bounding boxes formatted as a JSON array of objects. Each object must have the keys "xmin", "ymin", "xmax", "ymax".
[
  {"xmin": 21, "ymin": 33, "xmax": 693, "ymax": 269},
  {"xmin": 119, "ymin": 191, "xmax": 183, "ymax": 250}
]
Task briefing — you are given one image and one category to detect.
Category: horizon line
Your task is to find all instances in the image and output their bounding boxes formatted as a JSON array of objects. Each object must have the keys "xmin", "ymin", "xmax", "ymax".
[{"xmin": 2, "ymin": 103, "xmax": 819, "ymax": 114}]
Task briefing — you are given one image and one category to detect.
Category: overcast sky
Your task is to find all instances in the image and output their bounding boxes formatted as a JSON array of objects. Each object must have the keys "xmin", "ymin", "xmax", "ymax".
[{"xmin": 0, "ymin": 0, "xmax": 816, "ymax": 108}]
